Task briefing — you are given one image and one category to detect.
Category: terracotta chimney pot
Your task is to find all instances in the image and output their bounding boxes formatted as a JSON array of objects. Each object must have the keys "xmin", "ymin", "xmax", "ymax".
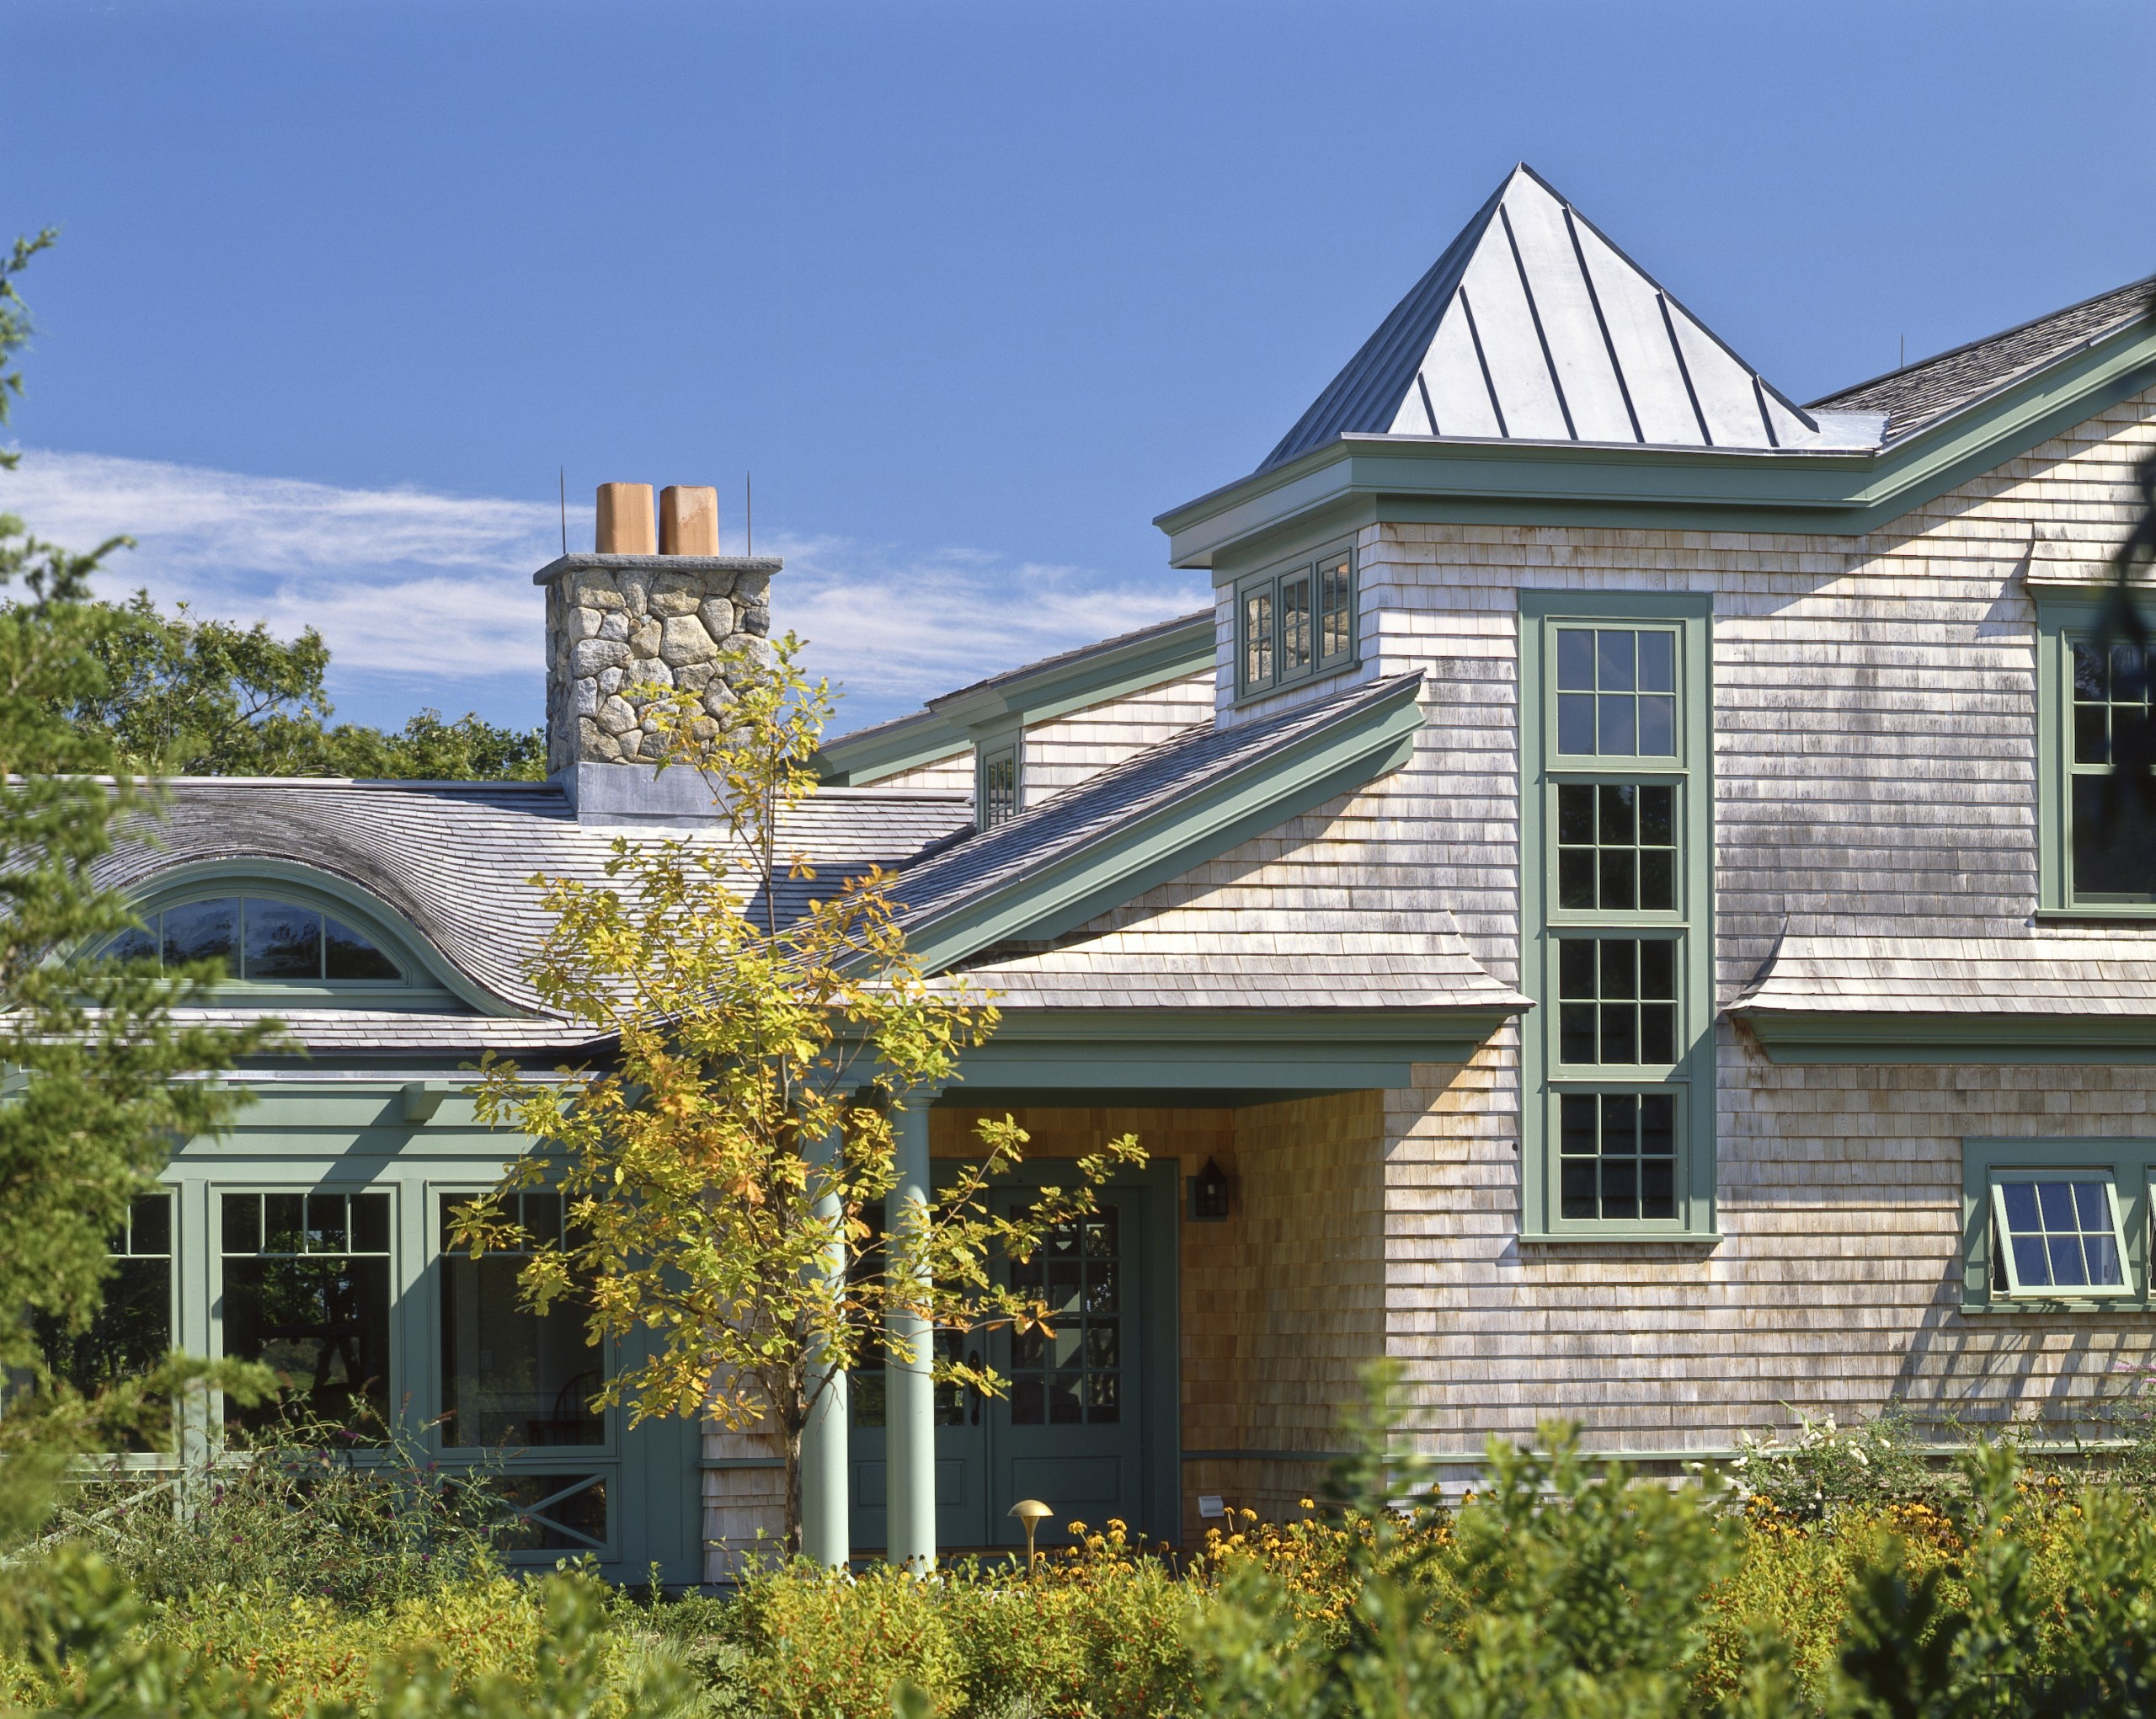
[
  {"xmin": 659, "ymin": 485, "xmax": 720, "ymax": 556},
  {"xmin": 595, "ymin": 483, "xmax": 656, "ymax": 554}
]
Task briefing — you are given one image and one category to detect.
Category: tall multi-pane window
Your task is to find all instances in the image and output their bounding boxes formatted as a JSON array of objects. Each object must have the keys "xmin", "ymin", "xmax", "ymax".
[
  {"xmin": 2037, "ymin": 595, "xmax": 2156, "ymax": 912},
  {"xmin": 440, "ymin": 1192, "xmax": 603, "ymax": 1449},
  {"xmin": 2065, "ymin": 635, "xmax": 2156, "ymax": 900},
  {"xmin": 1523, "ymin": 595, "xmax": 1713, "ymax": 1237},
  {"xmin": 36, "ymin": 1193, "xmax": 173, "ymax": 1411},
  {"xmin": 1237, "ymin": 547, "xmax": 1356, "ymax": 698}
]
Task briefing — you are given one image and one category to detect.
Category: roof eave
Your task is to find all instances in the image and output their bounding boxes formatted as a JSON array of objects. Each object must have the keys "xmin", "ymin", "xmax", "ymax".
[
  {"xmin": 926, "ymin": 611, "xmax": 1215, "ymax": 732},
  {"xmin": 814, "ymin": 708, "xmax": 969, "ymax": 786}
]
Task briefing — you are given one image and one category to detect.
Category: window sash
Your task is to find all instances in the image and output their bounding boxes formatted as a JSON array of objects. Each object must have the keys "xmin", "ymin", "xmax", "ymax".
[
  {"xmin": 1989, "ymin": 1174, "xmax": 2134, "ymax": 1298},
  {"xmin": 1550, "ymin": 624, "xmax": 1684, "ymax": 764},
  {"xmin": 1545, "ymin": 777, "xmax": 1686, "ymax": 925},
  {"xmin": 978, "ymin": 745, "xmax": 1021, "ymax": 830},
  {"xmin": 1550, "ymin": 932, "xmax": 1683, "ymax": 1071}
]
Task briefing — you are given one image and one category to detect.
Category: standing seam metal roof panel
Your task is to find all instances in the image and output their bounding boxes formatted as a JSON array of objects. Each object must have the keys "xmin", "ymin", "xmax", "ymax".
[{"xmin": 1262, "ymin": 163, "xmax": 1822, "ymax": 470}]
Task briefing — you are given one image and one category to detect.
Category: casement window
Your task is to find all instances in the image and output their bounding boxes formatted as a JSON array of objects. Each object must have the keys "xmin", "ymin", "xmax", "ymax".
[
  {"xmin": 1520, "ymin": 595, "xmax": 1715, "ymax": 1240},
  {"xmin": 2036, "ymin": 593, "xmax": 2156, "ymax": 914},
  {"xmin": 1236, "ymin": 546, "xmax": 1356, "ymax": 699},
  {"xmin": 1961, "ymin": 1138, "xmax": 2156, "ymax": 1309},
  {"xmin": 1990, "ymin": 1177, "xmax": 2129, "ymax": 1297}
]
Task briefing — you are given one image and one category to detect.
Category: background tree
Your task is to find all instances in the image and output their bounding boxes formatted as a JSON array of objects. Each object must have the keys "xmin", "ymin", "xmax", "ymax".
[
  {"xmin": 0, "ymin": 231, "xmax": 279, "ymax": 1539},
  {"xmin": 58, "ymin": 591, "xmax": 545, "ymax": 780},
  {"xmin": 460, "ymin": 636, "xmax": 1143, "ymax": 1554}
]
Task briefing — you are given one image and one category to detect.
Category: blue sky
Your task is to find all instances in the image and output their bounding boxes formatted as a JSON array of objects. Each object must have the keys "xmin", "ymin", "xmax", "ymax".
[{"xmin": 7, "ymin": 0, "xmax": 2153, "ymax": 734}]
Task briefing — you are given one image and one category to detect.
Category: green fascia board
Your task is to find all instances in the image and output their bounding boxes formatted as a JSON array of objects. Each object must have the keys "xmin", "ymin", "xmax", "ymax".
[
  {"xmin": 816, "ymin": 614, "xmax": 1216, "ymax": 783},
  {"xmin": 950, "ymin": 1006, "xmax": 1516, "ymax": 1091},
  {"xmin": 814, "ymin": 710, "xmax": 969, "ymax": 786},
  {"xmin": 926, "ymin": 613, "xmax": 1216, "ymax": 734},
  {"xmin": 1740, "ymin": 1010, "xmax": 2156, "ymax": 1064},
  {"xmin": 899, "ymin": 675, "xmax": 1425, "ymax": 972},
  {"xmin": 1157, "ymin": 320, "xmax": 2156, "ymax": 569}
]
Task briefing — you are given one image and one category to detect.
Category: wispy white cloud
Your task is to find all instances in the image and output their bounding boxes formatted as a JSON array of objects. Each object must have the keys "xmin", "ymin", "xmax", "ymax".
[
  {"xmin": 0, "ymin": 448, "xmax": 1207, "ymax": 731},
  {"xmin": 3, "ymin": 450, "xmax": 557, "ymax": 707}
]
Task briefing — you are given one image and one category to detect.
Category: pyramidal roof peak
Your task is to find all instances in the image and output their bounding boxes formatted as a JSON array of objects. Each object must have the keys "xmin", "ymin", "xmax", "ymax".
[{"xmin": 1262, "ymin": 163, "xmax": 1876, "ymax": 471}]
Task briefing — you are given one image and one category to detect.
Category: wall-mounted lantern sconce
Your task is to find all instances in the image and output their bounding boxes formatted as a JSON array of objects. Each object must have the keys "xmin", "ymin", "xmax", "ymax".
[{"xmin": 1192, "ymin": 1156, "xmax": 1232, "ymax": 1222}]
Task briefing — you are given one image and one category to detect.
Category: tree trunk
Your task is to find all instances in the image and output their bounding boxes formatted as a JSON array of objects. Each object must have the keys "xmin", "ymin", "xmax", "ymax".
[{"xmin": 782, "ymin": 1420, "xmax": 803, "ymax": 1562}]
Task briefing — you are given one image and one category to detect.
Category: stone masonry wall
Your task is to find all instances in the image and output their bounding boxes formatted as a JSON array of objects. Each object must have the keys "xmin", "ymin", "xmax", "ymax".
[{"xmin": 541, "ymin": 554, "xmax": 776, "ymax": 775}]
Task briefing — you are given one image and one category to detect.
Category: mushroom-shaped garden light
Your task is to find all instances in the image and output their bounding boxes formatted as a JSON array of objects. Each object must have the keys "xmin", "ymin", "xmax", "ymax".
[{"xmin": 1008, "ymin": 1498, "xmax": 1054, "ymax": 1569}]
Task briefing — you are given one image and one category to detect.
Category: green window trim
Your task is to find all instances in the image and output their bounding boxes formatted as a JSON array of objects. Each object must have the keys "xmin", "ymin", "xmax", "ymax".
[
  {"xmin": 2036, "ymin": 590, "xmax": 2156, "ymax": 918},
  {"xmin": 1520, "ymin": 591, "xmax": 1716, "ymax": 1241},
  {"xmin": 1961, "ymin": 1136, "xmax": 2156, "ymax": 1312},
  {"xmin": 1234, "ymin": 542, "xmax": 1358, "ymax": 702},
  {"xmin": 974, "ymin": 723, "xmax": 1023, "ymax": 832}
]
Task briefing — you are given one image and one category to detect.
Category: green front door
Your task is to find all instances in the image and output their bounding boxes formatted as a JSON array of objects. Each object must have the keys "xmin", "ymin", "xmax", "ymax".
[
  {"xmin": 983, "ymin": 1192, "xmax": 1146, "ymax": 1550},
  {"xmin": 850, "ymin": 1162, "xmax": 1177, "ymax": 1556}
]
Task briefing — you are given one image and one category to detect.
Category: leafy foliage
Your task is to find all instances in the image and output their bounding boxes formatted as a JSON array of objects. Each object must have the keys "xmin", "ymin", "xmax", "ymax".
[
  {"xmin": 56, "ymin": 591, "xmax": 544, "ymax": 780},
  {"xmin": 49, "ymin": 1412, "xmax": 511, "ymax": 1612},
  {"xmin": 1731, "ymin": 1409, "xmax": 1956, "ymax": 1522},
  {"xmin": 464, "ymin": 635, "xmax": 1143, "ymax": 1551}
]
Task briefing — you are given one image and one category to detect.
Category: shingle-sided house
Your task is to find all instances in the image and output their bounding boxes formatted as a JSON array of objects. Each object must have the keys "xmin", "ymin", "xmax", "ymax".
[{"xmin": 78, "ymin": 163, "xmax": 2156, "ymax": 1583}]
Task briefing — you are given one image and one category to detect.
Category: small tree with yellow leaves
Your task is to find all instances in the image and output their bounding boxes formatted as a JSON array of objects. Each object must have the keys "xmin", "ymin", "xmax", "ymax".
[{"xmin": 461, "ymin": 634, "xmax": 1142, "ymax": 1556}]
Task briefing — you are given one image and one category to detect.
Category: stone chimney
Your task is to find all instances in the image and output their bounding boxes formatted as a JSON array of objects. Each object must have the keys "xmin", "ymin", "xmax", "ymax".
[{"xmin": 536, "ymin": 483, "xmax": 781, "ymax": 820}]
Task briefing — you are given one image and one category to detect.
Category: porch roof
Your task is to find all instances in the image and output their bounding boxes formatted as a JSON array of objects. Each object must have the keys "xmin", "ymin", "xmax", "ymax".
[
  {"xmin": 1732, "ymin": 928, "xmax": 2156, "ymax": 1062},
  {"xmin": 944, "ymin": 902, "xmax": 1524, "ymax": 1014}
]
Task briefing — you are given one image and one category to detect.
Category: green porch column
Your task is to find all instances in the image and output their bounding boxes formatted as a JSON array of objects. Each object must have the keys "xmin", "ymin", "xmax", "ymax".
[
  {"xmin": 885, "ymin": 1095, "xmax": 936, "ymax": 1570},
  {"xmin": 800, "ymin": 1126, "xmax": 850, "ymax": 1567}
]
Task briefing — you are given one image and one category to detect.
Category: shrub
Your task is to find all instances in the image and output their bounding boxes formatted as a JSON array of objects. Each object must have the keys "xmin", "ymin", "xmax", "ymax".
[
  {"xmin": 719, "ymin": 1562, "xmax": 963, "ymax": 1719},
  {"xmin": 937, "ymin": 1521, "xmax": 1201, "ymax": 1718},
  {"xmin": 1730, "ymin": 1407, "xmax": 1956, "ymax": 1522},
  {"xmin": 48, "ymin": 1414, "xmax": 510, "ymax": 1611}
]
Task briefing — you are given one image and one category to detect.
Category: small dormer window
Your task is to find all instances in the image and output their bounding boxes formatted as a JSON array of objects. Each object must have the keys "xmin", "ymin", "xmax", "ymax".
[
  {"xmin": 978, "ymin": 743, "xmax": 1021, "ymax": 831},
  {"xmin": 104, "ymin": 895, "xmax": 404, "ymax": 984},
  {"xmin": 1237, "ymin": 546, "xmax": 1356, "ymax": 699}
]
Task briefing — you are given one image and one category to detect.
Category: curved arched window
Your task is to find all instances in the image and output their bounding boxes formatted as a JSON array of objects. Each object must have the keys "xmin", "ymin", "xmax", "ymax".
[{"xmin": 106, "ymin": 895, "xmax": 406, "ymax": 985}]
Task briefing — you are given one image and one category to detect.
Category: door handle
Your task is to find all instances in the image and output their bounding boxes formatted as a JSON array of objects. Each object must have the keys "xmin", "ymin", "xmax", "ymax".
[{"xmin": 966, "ymin": 1348, "xmax": 983, "ymax": 1424}]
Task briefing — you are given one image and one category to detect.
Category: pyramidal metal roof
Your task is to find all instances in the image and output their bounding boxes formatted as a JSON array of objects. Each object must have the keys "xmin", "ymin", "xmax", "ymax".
[{"xmin": 1263, "ymin": 163, "xmax": 1878, "ymax": 470}]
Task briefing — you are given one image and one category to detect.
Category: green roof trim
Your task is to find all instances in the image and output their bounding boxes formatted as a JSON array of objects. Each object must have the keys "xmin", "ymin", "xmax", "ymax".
[
  {"xmin": 926, "ymin": 611, "xmax": 1214, "ymax": 734},
  {"xmin": 1157, "ymin": 316, "xmax": 2156, "ymax": 569},
  {"xmin": 814, "ymin": 708, "xmax": 969, "ymax": 787},
  {"xmin": 901, "ymin": 672, "xmax": 1425, "ymax": 972},
  {"xmin": 1737, "ymin": 1010, "xmax": 2156, "ymax": 1065},
  {"xmin": 948, "ymin": 1006, "xmax": 1513, "ymax": 1092},
  {"xmin": 816, "ymin": 611, "xmax": 1215, "ymax": 785}
]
